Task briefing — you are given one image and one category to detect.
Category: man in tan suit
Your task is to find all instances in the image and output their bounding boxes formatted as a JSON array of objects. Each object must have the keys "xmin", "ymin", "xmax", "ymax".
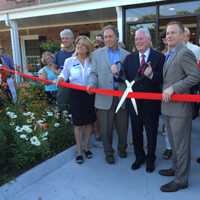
[
  {"xmin": 159, "ymin": 21, "xmax": 200, "ymax": 192},
  {"xmin": 88, "ymin": 25, "xmax": 129, "ymax": 164}
]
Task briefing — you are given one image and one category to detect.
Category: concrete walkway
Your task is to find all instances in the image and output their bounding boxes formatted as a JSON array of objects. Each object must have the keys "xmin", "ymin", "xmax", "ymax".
[{"xmin": 1, "ymin": 118, "xmax": 200, "ymax": 200}]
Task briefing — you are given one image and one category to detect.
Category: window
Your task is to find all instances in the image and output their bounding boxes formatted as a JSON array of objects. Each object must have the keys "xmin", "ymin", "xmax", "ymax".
[
  {"xmin": 125, "ymin": 6, "xmax": 156, "ymax": 23},
  {"xmin": 160, "ymin": 1, "xmax": 200, "ymax": 17}
]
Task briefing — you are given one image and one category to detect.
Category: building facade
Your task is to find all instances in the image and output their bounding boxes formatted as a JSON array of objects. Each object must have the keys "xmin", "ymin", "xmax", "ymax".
[{"xmin": 0, "ymin": 0, "xmax": 200, "ymax": 72}]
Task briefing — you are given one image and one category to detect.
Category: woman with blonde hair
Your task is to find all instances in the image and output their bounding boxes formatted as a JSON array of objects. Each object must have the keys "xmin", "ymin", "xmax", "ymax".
[
  {"xmin": 39, "ymin": 51, "xmax": 60, "ymax": 104},
  {"xmin": 57, "ymin": 36, "xmax": 96, "ymax": 164}
]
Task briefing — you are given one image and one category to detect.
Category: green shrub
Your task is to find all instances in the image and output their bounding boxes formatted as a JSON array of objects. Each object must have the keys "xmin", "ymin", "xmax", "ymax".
[{"xmin": 0, "ymin": 82, "xmax": 74, "ymax": 186}]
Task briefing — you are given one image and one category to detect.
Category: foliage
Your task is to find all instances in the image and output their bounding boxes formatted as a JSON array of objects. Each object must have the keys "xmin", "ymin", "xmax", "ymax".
[
  {"xmin": 0, "ymin": 81, "xmax": 74, "ymax": 186},
  {"xmin": 40, "ymin": 41, "xmax": 60, "ymax": 53}
]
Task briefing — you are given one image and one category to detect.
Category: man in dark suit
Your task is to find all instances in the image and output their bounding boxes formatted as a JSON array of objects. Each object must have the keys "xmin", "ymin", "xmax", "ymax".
[
  {"xmin": 159, "ymin": 21, "xmax": 200, "ymax": 192},
  {"xmin": 123, "ymin": 28, "xmax": 165, "ymax": 173}
]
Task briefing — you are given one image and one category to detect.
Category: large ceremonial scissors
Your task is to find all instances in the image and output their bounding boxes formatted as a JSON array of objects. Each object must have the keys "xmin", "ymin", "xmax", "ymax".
[{"xmin": 115, "ymin": 80, "xmax": 138, "ymax": 115}]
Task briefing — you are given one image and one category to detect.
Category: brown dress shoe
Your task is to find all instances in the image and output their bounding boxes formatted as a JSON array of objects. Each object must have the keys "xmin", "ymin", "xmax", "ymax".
[
  {"xmin": 159, "ymin": 168, "xmax": 175, "ymax": 176},
  {"xmin": 160, "ymin": 181, "xmax": 188, "ymax": 192}
]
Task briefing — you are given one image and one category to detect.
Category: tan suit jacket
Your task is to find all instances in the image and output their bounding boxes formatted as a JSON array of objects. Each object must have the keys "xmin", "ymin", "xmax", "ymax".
[
  {"xmin": 162, "ymin": 43, "xmax": 200, "ymax": 117},
  {"xmin": 89, "ymin": 47, "xmax": 129, "ymax": 110}
]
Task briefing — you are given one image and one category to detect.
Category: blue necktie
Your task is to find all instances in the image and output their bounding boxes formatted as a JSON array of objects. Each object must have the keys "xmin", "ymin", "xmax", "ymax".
[{"xmin": 165, "ymin": 51, "xmax": 172, "ymax": 62}]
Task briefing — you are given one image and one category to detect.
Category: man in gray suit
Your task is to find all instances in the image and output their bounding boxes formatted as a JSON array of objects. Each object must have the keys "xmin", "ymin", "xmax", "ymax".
[
  {"xmin": 88, "ymin": 25, "xmax": 129, "ymax": 164},
  {"xmin": 159, "ymin": 21, "xmax": 200, "ymax": 192}
]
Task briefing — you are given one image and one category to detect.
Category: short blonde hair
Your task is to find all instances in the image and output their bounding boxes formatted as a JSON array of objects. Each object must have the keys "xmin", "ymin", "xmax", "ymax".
[
  {"xmin": 41, "ymin": 51, "xmax": 55, "ymax": 65},
  {"xmin": 74, "ymin": 35, "xmax": 93, "ymax": 57}
]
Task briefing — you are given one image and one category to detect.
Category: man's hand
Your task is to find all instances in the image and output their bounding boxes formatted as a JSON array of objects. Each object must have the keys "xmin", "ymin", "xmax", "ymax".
[
  {"xmin": 162, "ymin": 86, "xmax": 174, "ymax": 102},
  {"xmin": 86, "ymin": 86, "xmax": 95, "ymax": 95},
  {"xmin": 111, "ymin": 64, "xmax": 119, "ymax": 75},
  {"xmin": 143, "ymin": 62, "xmax": 153, "ymax": 79}
]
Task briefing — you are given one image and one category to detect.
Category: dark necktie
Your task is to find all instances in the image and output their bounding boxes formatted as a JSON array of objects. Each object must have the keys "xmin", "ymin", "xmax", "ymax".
[
  {"xmin": 140, "ymin": 54, "xmax": 145, "ymax": 66},
  {"xmin": 138, "ymin": 54, "xmax": 146, "ymax": 76}
]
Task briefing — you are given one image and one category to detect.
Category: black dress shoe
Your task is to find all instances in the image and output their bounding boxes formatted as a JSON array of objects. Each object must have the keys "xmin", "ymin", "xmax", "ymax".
[
  {"xmin": 76, "ymin": 155, "xmax": 84, "ymax": 164},
  {"xmin": 162, "ymin": 149, "xmax": 172, "ymax": 160},
  {"xmin": 146, "ymin": 161, "xmax": 155, "ymax": 173},
  {"xmin": 105, "ymin": 155, "xmax": 115, "ymax": 164},
  {"xmin": 84, "ymin": 150, "xmax": 93, "ymax": 159},
  {"xmin": 197, "ymin": 157, "xmax": 200, "ymax": 163},
  {"xmin": 159, "ymin": 168, "xmax": 175, "ymax": 176},
  {"xmin": 160, "ymin": 181, "xmax": 188, "ymax": 192},
  {"xmin": 131, "ymin": 159, "xmax": 145, "ymax": 170}
]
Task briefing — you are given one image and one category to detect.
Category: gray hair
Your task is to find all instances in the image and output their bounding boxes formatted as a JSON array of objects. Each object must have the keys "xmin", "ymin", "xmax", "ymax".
[
  {"xmin": 60, "ymin": 29, "xmax": 74, "ymax": 38},
  {"xmin": 136, "ymin": 28, "xmax": 151, "ymax": 40}
]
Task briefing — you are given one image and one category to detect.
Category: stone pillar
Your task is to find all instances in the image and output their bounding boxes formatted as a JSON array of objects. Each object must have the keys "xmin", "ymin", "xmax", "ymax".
[
  {"xmin": 5, "ymin": 16, "xmax": 22, "ymax": 82},
  {"xmin": 116, "ymin": 6, "xmax": 123, "ymax": 43}
]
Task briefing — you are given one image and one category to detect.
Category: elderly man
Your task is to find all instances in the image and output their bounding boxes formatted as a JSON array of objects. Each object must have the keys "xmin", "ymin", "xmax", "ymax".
[
  {"xmin": 123, "ymin": 28, "xmax": 165, "ymax": 173},
  {"xmin": 159, "ymin": 21, "xmax": 200, "ymax": 192},
  {"xmin": 184, "ymin": 27, "xmax": 200, "ymax": 62},
  {"xmin": 88, "ymin": 25, "xmax": 129, "ymax": 164},
  {"xmin": 54, "ymin": 29, "xmax": 75, "ymax": 114}
]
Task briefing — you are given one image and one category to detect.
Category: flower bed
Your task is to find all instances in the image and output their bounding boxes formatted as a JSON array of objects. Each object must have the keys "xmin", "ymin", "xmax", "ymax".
[{"xmin": 0, "ymin": 82, "xmax": 74, "ymax": 186}]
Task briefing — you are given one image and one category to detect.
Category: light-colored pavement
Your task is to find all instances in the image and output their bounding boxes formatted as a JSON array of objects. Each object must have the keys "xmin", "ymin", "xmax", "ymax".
[{"xmin": 1, "ymin": 118, "xmax": 200, "ymax": 200}]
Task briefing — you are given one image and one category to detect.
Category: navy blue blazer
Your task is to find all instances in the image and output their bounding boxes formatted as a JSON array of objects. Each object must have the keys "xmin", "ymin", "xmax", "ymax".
[{"xmin": 123, "ymin": 48, "xmax": 165, "ymax": 113}]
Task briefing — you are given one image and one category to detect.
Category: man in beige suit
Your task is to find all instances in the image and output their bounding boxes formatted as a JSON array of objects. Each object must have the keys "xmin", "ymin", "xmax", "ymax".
[
  {"xmin": 159, "ymin": 21, "xmax": 200, "ymax": 192},
  {"xmin": 88, "ymin": 25, "xmax": 129, "ymax": 164}
]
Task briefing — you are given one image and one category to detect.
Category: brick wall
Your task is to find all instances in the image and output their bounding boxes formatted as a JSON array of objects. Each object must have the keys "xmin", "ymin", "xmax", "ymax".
[{"xmin": 0, "ymin": 21, "xmax": 116, "ymax": 57}]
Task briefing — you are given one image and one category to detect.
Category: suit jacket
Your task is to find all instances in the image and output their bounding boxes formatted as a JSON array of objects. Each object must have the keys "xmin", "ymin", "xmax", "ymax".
[
  {"xmin": 162, "ymin": 43, "xmax": 200, "ymax": 117},
  {"xmin": 88, "ymin": 47, "xmax": 130, "ymax": 110},
  {"xmin": 123, "ymin": 48, "xmax": 165, "ymax": 113}
]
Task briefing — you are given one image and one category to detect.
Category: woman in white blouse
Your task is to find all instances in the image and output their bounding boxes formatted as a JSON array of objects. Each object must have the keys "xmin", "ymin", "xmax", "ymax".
[{"xmin": 58, "ymin": 36, "xmax": 96, "ymax": 164}]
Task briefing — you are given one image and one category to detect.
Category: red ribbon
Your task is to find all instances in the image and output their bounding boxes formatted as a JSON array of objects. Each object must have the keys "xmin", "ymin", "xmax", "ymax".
[{"xmin": 1, "ymin": 66, "xmax": 200, "ymax": 103}]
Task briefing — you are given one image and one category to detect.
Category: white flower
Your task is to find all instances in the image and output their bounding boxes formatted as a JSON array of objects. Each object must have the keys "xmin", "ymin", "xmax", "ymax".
[
  {"xmin": 20, "ymin": 134, "xmax": 29, "ymax": 140},
  {"xmin": 68, "ymin": 114, "xmax": 72, "ymax": 118},
  {"xmin": 54, "ymin": 123, "xmax": 60, "ymax": 128},
  {"xmin": 22, "ymin": 125, "xmax": 32, "ymax": 133},
  {"xmin": 46, "ymin": 111, "xmax": 53, "ymax": 117},
  {"xmin": 6, "ymin": 111, "xmax": 17, "ymax": 119},
  {"xmin": 41, "ymin": 131, "xmax": 48, "ymax": 137},
  {"xmin": 30, "ymin": 136, "xmax": 41, "ymax": 146},
  {"xmin": 23, "ymin": 112, "xmax": 33, "ymax": 117},
  {"xmin": 62, "ymin": 110, "xmax": 68, "ymax": 117},
  {"xmin": 10, "ymin": 114, "xmax": 17, "ymax": 119},
  {"xmin": 42, "ymin": 137, "xmax": 48, "ymax": 141},
  {"xmin": 37, "ymin": 119, "xmax": 44, "ymax": 125},
  {"xmin": 9, "ymin": 122, "xmax": 15, "ymax": 126},
  {"xmin": 15, "ymin": 126, "xmax": 23, "ymax": 133}
]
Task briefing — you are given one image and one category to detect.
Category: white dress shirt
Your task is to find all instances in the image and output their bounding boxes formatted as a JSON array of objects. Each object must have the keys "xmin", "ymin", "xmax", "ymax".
[
  {"xmin": 139, "ymin": 48, "xmax": 150, "ymax": 64},
  {"xmin": 186, "ymin": 42, "xmax": 200, "ymax": 61},
  {"xmin": 58, "ymin": 56, "xmax": 92, "ymax": 86}
]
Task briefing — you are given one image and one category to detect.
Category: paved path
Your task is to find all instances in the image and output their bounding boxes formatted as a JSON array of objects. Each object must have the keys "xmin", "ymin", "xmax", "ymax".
[{"xmin": 1, "ymin": 118, "xmax": 200, "ymax": 200}]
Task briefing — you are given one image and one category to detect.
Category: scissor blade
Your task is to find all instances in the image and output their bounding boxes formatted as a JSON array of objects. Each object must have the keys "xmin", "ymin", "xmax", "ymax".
[
  {"xmin": 115, "ymin": 88, "xmax": 130, "ymax": 113},
  {"xmin": 131, "ymin": 97, "xmax": 138, "ymax": 115}
]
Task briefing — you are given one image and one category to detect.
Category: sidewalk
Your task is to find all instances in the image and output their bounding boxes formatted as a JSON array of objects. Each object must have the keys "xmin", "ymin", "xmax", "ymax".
[{"xmin": 0, "ymin": 118, "xmax": 200, "ymax": 200}]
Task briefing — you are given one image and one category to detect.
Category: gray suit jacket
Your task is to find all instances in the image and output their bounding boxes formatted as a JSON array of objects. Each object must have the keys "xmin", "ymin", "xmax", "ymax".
[
  {"xmin": 161, "ymin": 43, "xmax": 200, "ymax": 117},
  {"xmin": 89, "ymin": 47, "xmax": 130, "ymax": 110}
]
